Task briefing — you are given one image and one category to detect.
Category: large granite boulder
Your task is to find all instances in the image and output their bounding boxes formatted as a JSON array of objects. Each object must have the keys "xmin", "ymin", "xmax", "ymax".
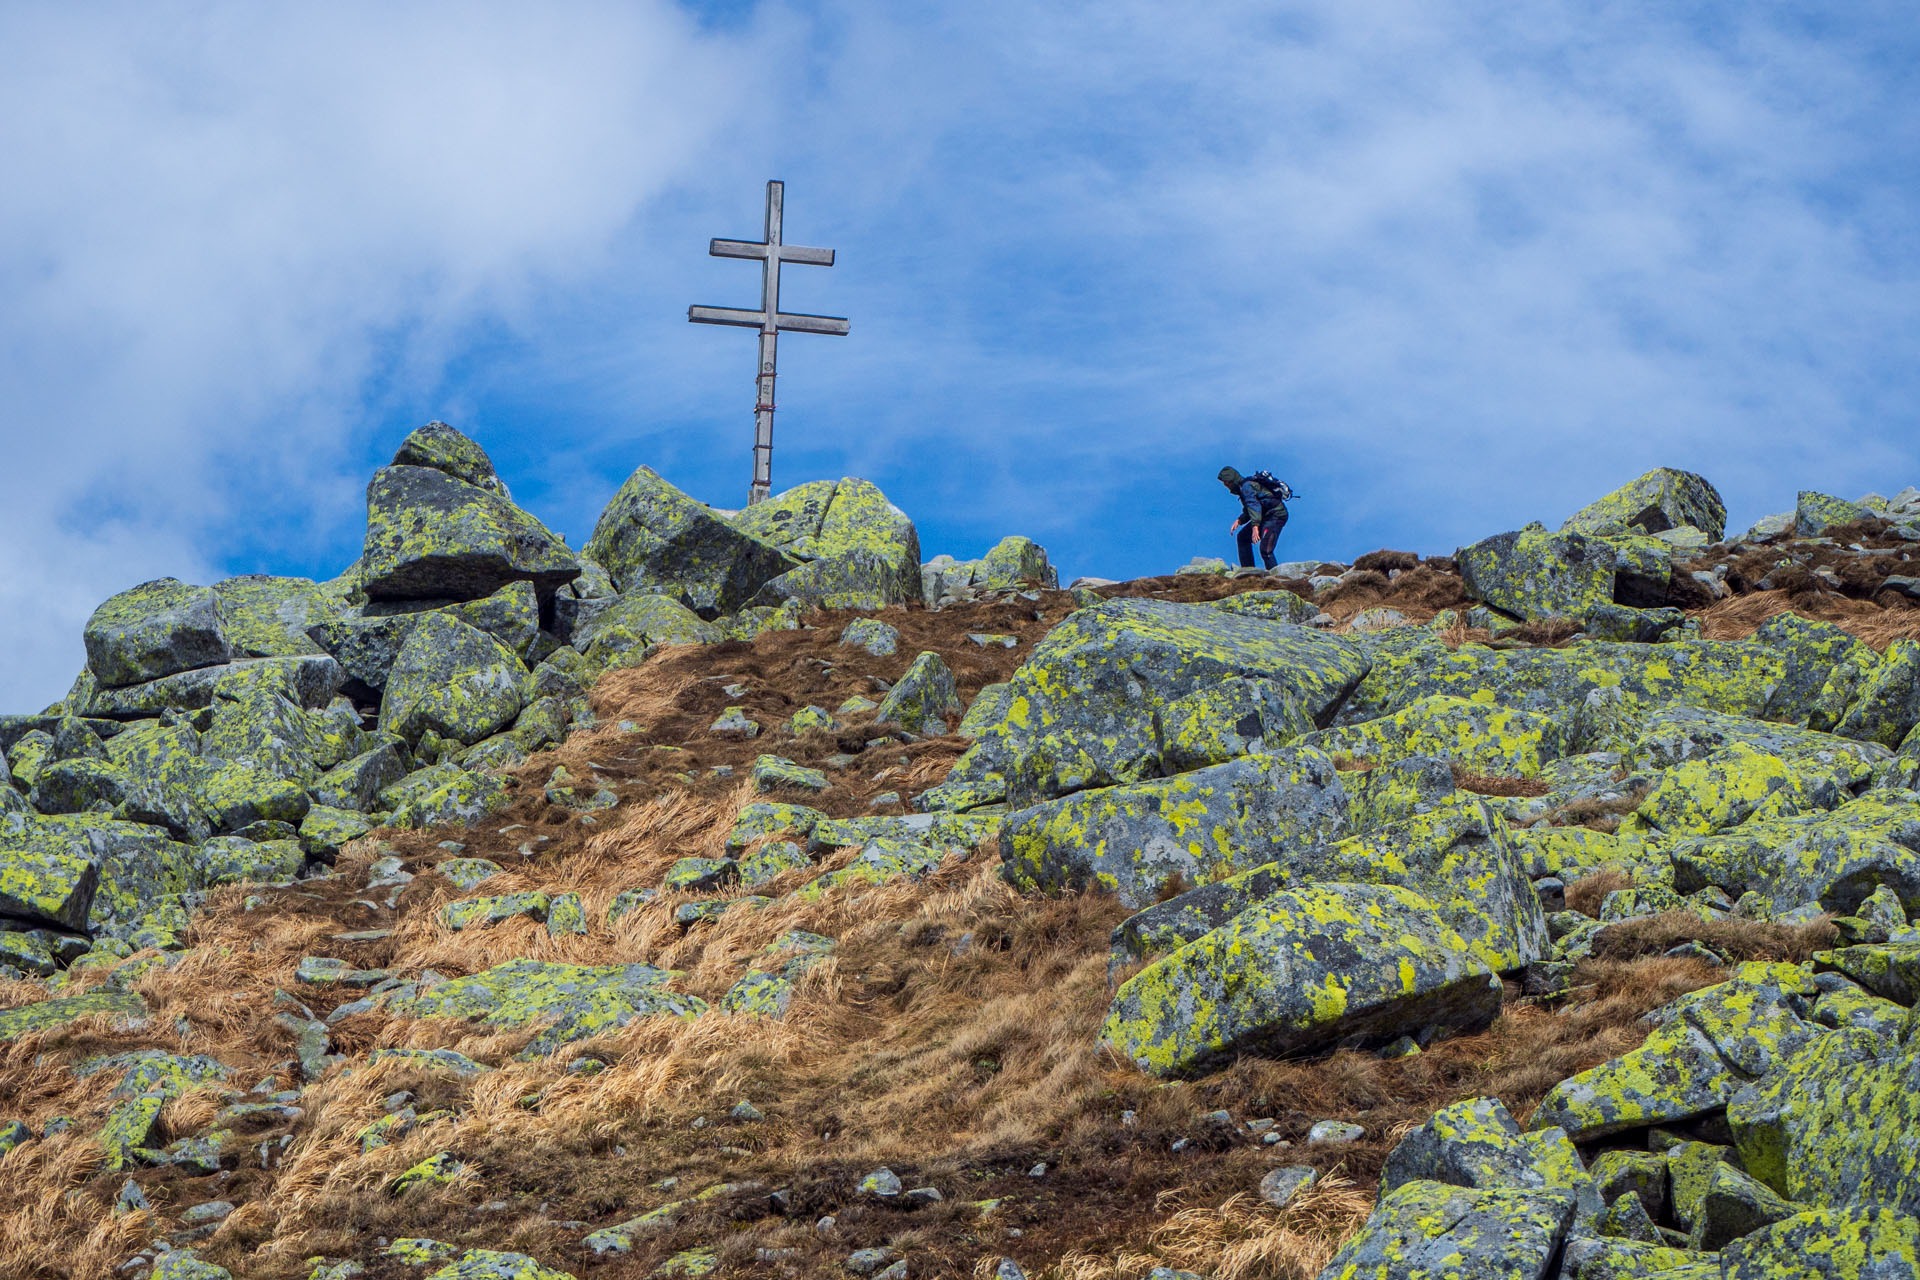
[
  {"xmin": 583, "ymin": 465, "xmax": 797, "ymax": 617},
  {"xmin": 571, "ymin": 592, "xmax": 723, "ymax": 669},
  {"xmin": 1101, "ymin": 882, "xmax": 1501, "ymax": 1076},
  {"xmin": 921, "ymin": 535, "xmax": 1058, "ymax": 606},
  {"xmin": 926, "ymin": 598, "xmax": 1369, "ymax": 811},
  {"xmin": 1668, "ymin": 791, "xmax": 1920, "ymax": 916},
  {"xmin": 379, "ymin": 614, "xmax": 527, "ymax": 747},
  {"xmin": 740, "ymin": 478, "xmax": 923, "ymax": 611},
  {"xmin": 211, "ymin": 575, "xmax": 351, "ymax": 658},
  {"xmin": 0, "ymin": 815, "xmax": 194, "ymax": 939},
  {"xmin": 1316, "ymin": 1180, "xmax": 1577, "ymax": 1280},
  {"xmin": 361, "ymin": 464, "xmax": 579, "ymax": 603},
  {"xmin": 1835, "ymin": 639, "xmax": 1920, "ymax": 750},
  {"xmin": 874, "ymin": 652, "xmax": 961, "ymax": 736},
  {"xmin": 83, "ymin": 579, "xmax": 233, "ymax": 688},
  {"xmin": 1729, "ymin": 1023, "xmax": 1920, "ymax": 1216},
  {"xmin": 1797, "ymin": 490, "xmax": 1884, "ymax": 538},
  {"xmin": 1103, "ymin": 796, "xmax": 1545, "ymax": 972},
  {"xmin": 82, "ymin": 654, "xmax": 344, "ymax": 720},
  {"xmin": 1721, "ymin": 1207, "xmax": 1920, "ymax": 1280},
  {"xmin": 1382, "ymin": 1097, "xmax": 1601, "ymax": 1227},
  {"xmin": 1334, "ymin": 633, "xmax": 1788, "ymax": 731},
  {"xmin": 1458, "ymin": 524, "xmax": 1672, "ymax": 623},
  {"xmin": 1002, "ymin": 746, "xmax": 1351, "ymax": 908},
  {"xmin": 1532, "ymin": 965, "xmax": 1829, "ymax": 1141},
  {"xmin": 1561, "ymin": 468, "xmax": 1728, "ymax": 542},
  {"xmin": 391, "ymin": 420, "xmax": 511, "ymax": 496},
  {"xmin": 1304, "ymin": 693, "xmax": 1566, "ymax": 777}
]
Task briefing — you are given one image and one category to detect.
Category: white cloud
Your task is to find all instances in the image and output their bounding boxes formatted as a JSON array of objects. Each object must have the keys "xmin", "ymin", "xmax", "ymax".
[{"xmin": 0, "ymin": 0, "xmax": 775, "ymax": 707}]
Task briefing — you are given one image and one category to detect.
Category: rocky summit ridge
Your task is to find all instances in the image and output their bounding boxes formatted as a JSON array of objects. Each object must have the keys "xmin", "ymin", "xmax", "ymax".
[{"xmin": 2, "ymin": 430, "xmax": 1919, "ymax": 1280}]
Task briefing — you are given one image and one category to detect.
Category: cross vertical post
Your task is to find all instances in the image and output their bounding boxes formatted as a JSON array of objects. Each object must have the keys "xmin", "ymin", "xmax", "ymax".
[{"xmin": 689, "ymin": 180, "xmax": 849, "ymax": 505}]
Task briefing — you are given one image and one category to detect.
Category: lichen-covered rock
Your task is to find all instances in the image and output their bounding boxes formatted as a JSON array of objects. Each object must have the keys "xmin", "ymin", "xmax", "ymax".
[
  {"xmin": 725, "ymin": 802, "xmax": 825, "ymax": 850},
  {"xmin": 584, "ymin": 465, "xmax": 797, "ymax": 616},
  {"xmin": 83, "ymin": 653, "xmax": 345, "ymax": 720},
  {"xmin": 720, "ymin": 969, "xmax": 796, "ymax": 1018},
  {"xmin": 1382, "ymin": 1097, "xmax": 1600, "ymax": 1227},
  {"xmin": 933, "ymin": 598, "xmax": 1368, "ymax": 810},
  {"xmin": 417, "ymin": 1250, "xmax": 574, "ymax": 1280},
  {"xmin": 0, "ymin": 987, "xmax": 145, "ymax": 1041},
  {"xmin": 212, "ymin": 574, "xmax": 350, "ymax": 659},
  {"xmin": 1306, "ymin": 694, "xmax": 1566, "ymax": 777},
  {"xmin": 1686, "ymin": 1161, "xmax": 1796, "ymax": 1250},
  {"xmin": 1532, "ymin": 965, "xmax": 1828, "ymax": 1141},
  {"xmin": 1562, "ymin": 468, "xmax": 1728, "ymax": 542},
  {"xmin": 84, "ymin": 578, "xmax": 234, "ymax": 688},
  {"xmin": 921, "ymin": 536, "xmax": 1058, "ymax": 606},
  {"xmin": 2, "ymin": 821, "xmax": 106, "ymax": 929},
  {"xmin": 1102, "ymin": 883, "xmax": 1501, "ymax": 1076},
  {"xmin": 737, "ymin": 840, "xmax": 810, "ymax": 889},
  {"xmin": 1001, "ymin": 746, "xmax": 1351, "ymax": 908},
  {"xmin": 1721, "ymin": 1206, "xmax": 1920, "ymax": 1280},
  {"xmin": 383, "ymin": 958, "xmax": 705, "ymax": 1056},
  {"xmin": 1316, "ymin": 1178, "xmax": 1576, "ymax": 1280},
  {"xmin": 196, "ymin": 835, "xmax": 305, "ymax": 888},
  {"xmin": 1729, "ymin": 1025, "xmax": 1920, "ymax": 1215},
  {"xmin": 441, "ymin": 892, "xmax": 550, "ymax": 930},
  {"xmin": 362, "ymin": 464, "xmax": 579, "ymax": 603},
  {"xmin": 378, "ymin": 763, "xmax": 509, "ymax": 829},
  {"xmin": 380, "ymin": 614, "xmax": 526, "ymax": 747},
  {"xmin": 750, "ymin": 755, "xmax": 829, "ymax": 794},
  {"xmin": 310, "ymin": 741, "xmax": 409, "ymax": 811},
  {"xmin": 1636, "ymin": 744, "xmax": 1849, "ymax": 835},
  {"xmin": 1556, "ymin": 1237, "xmax": 1712, "ymax": 1280},
  {"xmin": 1797, "ymin": 490, "xmax": 1884, "ymax": 538},
  {"xmin": 1212, "ymin": 589, "xmax": 1319, "ymax": 624},
  {"xmin": 1158, "ymin": 676, "xmax": 1314, "ymax": 772},
  {"xmin": 1334, "ymin": 633, "xmax": 1785, "ymax": 732},
  {"xmin": 1631, "ymin": 703, "xmax": 1886, "ymax": 779},
  {"xmin": 840, "ymin": 618, "xmax": 899, "ymax": 656},
  {"xmin": 1815, "ymin": 942, "xmax": 1920, "ymax": 1004},
  {"xmin": 874, "ymin": 651, "xmax": 960, "ymax": 736},
  {"xmin": 1836, "ymin": 639, "xmax": 1920, "ymax": 750},
  {"xmin": 151, "ymin": 1254, "xmax": 236, "ymax": 1280},
  {"xmin": 582, "ymin": 1182, "xmax": 762, "ymax": 1255},
  {"xmin": 392, "ymin": 421, "xmax": 511, "ymax": 496},
  {"xmin": 1459, "ymin": 523, "xmax": 1665, "ymax": 623},
  {"xmin": 800, "ymin": 837, "xmax": 946, "ymax": 896},
  {"xmin": 1668, "ymin": 792, "xmax": 1920, "ymax": 916},
  {"xmin": 1341, "ymin": 755, "xmax": 1458, "ymax": 833},
  {"xmin": 742, "ymin": 478, "xmax": 922, "ymax": 611},
  {"xmin": 1747, "ymin": 614, "xmax": 1881, "ymax": 727},
  {"xmin": 572, "ymin": 592, "xmax": 723, "ymax": 669}
]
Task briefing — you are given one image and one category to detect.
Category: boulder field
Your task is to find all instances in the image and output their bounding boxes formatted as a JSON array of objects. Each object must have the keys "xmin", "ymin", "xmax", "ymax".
[{"xmin": 3, "ymin": 441, "xmax": 1920, "ymax": 1280}]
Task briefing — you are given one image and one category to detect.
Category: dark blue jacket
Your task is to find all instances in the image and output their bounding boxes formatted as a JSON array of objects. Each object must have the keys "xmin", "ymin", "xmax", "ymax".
[{"xmin": 1237, "ymin": 478, "xmax": 1284, "ymax": 526}]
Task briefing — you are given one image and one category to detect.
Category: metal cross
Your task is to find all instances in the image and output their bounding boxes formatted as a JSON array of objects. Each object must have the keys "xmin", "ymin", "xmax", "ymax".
[{"xmin": 689, "ymin": 180, "xmax": 849, "ymax": 505}]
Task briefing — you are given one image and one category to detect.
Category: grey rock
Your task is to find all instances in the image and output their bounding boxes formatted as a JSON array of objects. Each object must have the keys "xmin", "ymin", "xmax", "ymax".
[
  {"xmin": 84, "ymin": 579, "xmax": 234, "ymax": 689},
  {"xmin": 360, "ymin": 464, "xmax": 579, "ymax": 603},
  {"xmin": 1258, "ymin": 1165, "xmax": 1318, "ymax": 1211},
  {"xmin": 584, "ymin": 465, "xmax": 798, "ymax": 617}
]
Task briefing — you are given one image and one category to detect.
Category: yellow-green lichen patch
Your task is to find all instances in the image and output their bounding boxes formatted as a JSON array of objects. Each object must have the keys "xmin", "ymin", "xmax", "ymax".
[
  {"xmin": 1720, "ymin": 1206, "xmax": 1920, "ymax": 1280},
  {"xmin": 1532, "ymin": 968, "xmax": 1827, "ymax": 1142},
  {"xmin": 383, "ymin": 958, "xmax": 706, "ymax": 1058},
  {"xmin": 1317, "ymin": 1178, "xmax": 1577, "ymax": 1280},
  {"xmin": 1001, "ymin": 746, "xmax": 1349, "ymax": 909},
  {"xmin": 1101, "ymin": 882, "xmax": 1500, "ymax": 1077},
  {"xmin": 1307, "ymin": 694, "xmax": 1566, "ymax": 777}
]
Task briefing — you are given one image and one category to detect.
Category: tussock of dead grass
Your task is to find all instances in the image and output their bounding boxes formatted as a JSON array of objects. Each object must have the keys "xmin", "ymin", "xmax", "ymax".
[
  {"xmin": 1449, "ymin": 766, "xmax": 1548, "ymax": 798},
  {"xmin": 1694, "ymin": 589, "xmax": 1920, "ymax": 650},
  {"xmin": 1588, "ymin": 911, "xmax": 1837, "ymax": 964},
  {"xmin": 1565, "ymin": 869, "xmax": 1635, "ymax": 917}
]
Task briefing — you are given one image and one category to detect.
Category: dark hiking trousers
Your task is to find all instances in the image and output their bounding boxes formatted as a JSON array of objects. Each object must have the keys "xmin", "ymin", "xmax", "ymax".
[{"xmin": 1237, "ymin": 505, "xmax": 1287, "ymax": 568}]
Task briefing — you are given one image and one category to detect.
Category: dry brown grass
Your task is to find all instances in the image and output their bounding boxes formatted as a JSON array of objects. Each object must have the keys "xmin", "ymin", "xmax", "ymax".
[
  {"xmin": 1449, "ymin": 767, "xmax": 1549, "ymax": 798},
  {"xmin": 1565, "ymin": 869, "xmax": 1635, "ymax": 917},
  {"xmin": 0, "ymin": 589, "xmax": 1766, "ymax": 1279},
  {"xmin": 1588, "ymin": 911, "xmax": 1838, "ymax": 964}
]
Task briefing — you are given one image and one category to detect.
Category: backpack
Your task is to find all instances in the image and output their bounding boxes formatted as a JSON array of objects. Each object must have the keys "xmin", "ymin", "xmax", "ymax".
[{"xmin": 1248, "ymin": 469, "xmax": 1293, "ymax": 502}]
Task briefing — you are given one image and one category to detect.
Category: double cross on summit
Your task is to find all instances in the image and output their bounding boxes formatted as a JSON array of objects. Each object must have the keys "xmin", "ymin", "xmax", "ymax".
[{"xmin": 689, "ymin": 180, "xmax": 849, "ymax": 505}]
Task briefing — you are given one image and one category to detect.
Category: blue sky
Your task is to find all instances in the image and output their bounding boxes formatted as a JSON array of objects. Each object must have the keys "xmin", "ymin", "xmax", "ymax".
[{"xmin": 2, "ymin": 0, "xmax": 1917, "ymax": 709}]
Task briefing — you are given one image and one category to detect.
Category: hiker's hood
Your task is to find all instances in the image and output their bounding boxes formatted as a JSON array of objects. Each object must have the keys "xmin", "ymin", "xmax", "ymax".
[{"xmin": 1218, "ymin": 466, "xmax": 1244, "ymax": 489}]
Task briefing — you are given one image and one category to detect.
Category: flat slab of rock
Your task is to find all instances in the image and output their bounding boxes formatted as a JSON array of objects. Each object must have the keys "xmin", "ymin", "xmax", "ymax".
[
  {"xmin": 1317, "ymin": 1178, "xmax": 1575, "ymax": 1280},
  {"xmin": 1101, "ymin": 882, "xmax": 1501, "ymax": 1076},
  {"xmin": 584, "ymin": 465, "xmax": 797, "ymax": 616},
  {"xmin": 361, "ymin": 464, "xmax": 579, "ymax": 603},
  {"xmin": 382, "ymin": 958, "xmax": 706, "ymax": 1057},
  {"xmin": 84, "ymin": 578, "xmax": 233, "ymax": 688}
]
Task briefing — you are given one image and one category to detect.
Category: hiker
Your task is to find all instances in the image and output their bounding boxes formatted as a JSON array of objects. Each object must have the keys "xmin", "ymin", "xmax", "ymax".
[{"xmin": 1218, "ymin": 466, "xmax": 1293, "ymax": 569}]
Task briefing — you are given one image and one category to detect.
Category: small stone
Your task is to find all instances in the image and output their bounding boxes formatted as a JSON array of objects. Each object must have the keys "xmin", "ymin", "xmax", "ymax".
[
  {"xmin": 730, "ymin": 1101, "xmax": 764, "ymax": 1122},
  {"xmin": 846, "ymin": 1249, "xmax": 897, "ymax": 1276},
  {"xmin": 1028, "ymin": 1162, "xmax": 1046, "ymax": 1178},
  {"xmin": 1262, "ymin": 1132, "xmax": 1282, "ymax": 1145},
  {"xmin": 710, "ymin": 707, "xmax": 760, "ymax": 739},
  {"xmin": 816, "ymin": 1215, "xmax": 836, "ymax": 1233},
  {"xmin": 1307, "ymin": 1120, "xmax": 1364, "ymax": 1145},
  {"xmin": 180, "ymin": 1200, "xmax": 234, "ymax": 1225},
  {"xmin": 994, "ymin": 1261, "xmax": 1027, "ymax": 1280},
  {"xmin": 905, "ymin": 1186, "xmax": 943, "ymax": 1205},
  {"xmin": 116, "ymin": 1179, "xmax": 150, "ymax": 1212},
  {"xmin": 859, "ymin": 1167, "xmax": 902, "ymax": 1198},
  {"xmin": 967, "ymin": 633, "xmax": 1018, "ymax": 648},
  {"xmin": 1379, "ymin": 1035, "xmax": 1422, "ymax": 1059},
  {"xmin": 1258, "ymin": 1165, "xmax": 1318, "ymax": 1211},
  {"xmin": 1120, "ymin": 1110, "xmax": 1138, "ymax": 1127}
]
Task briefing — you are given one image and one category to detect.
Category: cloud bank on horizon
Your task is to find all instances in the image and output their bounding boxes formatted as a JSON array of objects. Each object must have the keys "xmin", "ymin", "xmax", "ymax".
[{"xmin": 2, "ymin": 0, "xmax": 1915, "ymax": 709}]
